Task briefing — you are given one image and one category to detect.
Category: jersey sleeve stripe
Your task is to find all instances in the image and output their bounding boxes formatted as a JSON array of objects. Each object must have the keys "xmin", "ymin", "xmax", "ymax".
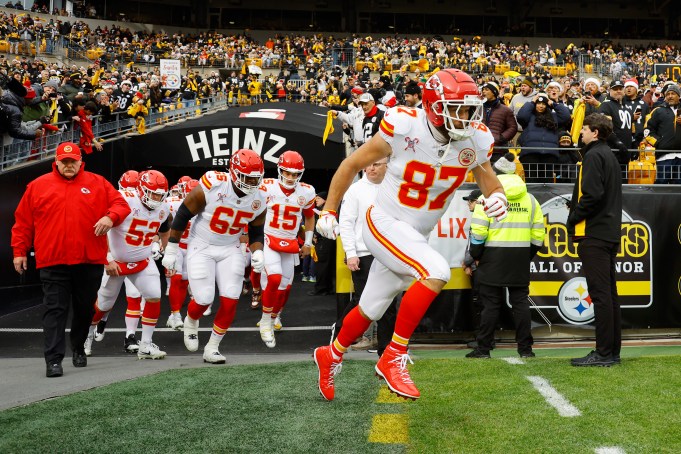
[
  {"xmin": 379, "ymin": 119, "xmax": 394, "ymax": 137},
  {"xmin": 201, "ymin": 174, "xmax": 212, "ymax": 190},
  {"xmin": 365, "ymin": 206, "xmax": 429, "ymax": 280}
]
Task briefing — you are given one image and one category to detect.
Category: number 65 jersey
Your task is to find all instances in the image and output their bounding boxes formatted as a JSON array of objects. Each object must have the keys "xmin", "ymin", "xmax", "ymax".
[
  {"xmin": 377, "ymin": 106, "xmax": 494, "ymax": 235},
  {"xmin": 189, "ymin": 170, "xmax": 266, "ymax": 247}
]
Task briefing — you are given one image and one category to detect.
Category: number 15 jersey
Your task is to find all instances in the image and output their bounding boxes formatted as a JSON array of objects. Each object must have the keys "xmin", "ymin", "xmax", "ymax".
[
  {"xmin": 189, "ymin": 171, "xmax": 266, "ymax": 247},
  {"xmin": 377, "ymin": 106, "xmax": 494, "ymax": 235}
]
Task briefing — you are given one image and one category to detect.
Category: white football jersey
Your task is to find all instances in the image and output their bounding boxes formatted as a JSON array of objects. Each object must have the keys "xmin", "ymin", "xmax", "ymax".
[
  {"xmin": 189, "ymin": 171, "xmax": 266, "ymax": 246},
  {"xmin": 377, "ymin": 106, "xmax": 494, "ymax": 235},
  {"xmin": 262, "ymin": 178, "xmax": 316, "ymax": 240},
  {"xmin": 108, "ymin": 190, "xmax": 171, "ymax": 263},
  {"xmin": 167, "ymin": 195, "xmax": 192, "ymax": 246}
]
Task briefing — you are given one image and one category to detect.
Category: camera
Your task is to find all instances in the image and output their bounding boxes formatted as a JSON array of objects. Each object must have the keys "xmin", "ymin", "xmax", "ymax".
[{"xmin": 48, "ymin": 92, "xmax": 58, "ymax": 98}]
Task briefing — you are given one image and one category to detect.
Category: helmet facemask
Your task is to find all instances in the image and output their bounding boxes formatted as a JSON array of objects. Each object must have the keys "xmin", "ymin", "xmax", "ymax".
[
  {"xmin": 232, "ymin": 168, "xmax": 263, "ymax": 195},
  {"xmin": 430, "ymin": 95, "xmax": 483, "ymax": 141},
  {"xmin": 140, "ymin": 186, "xmax": 167, "ymax": 210},
  {"xmin": 278, "ymin": 167, "xmax": 303, "ymax": 190}
]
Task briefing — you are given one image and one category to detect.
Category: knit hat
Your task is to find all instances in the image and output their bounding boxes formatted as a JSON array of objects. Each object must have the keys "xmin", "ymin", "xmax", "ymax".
[
  {"xmin": 546, "ymin": 81, "xmax": 563, "ymax": 93},
  {"xmin": 404, "ymin": 81, "xmax": 421, "ymax": 96},
  {"xmin": 482, "ymin": 81, "xmax": 500, "ymax": 97},
  {"xmin": 624, "ymin": 78, "xmax": 639, "ymax": 89},
  {"xmin": 351, "ymin": 86, "xmax": 364, "ymax": 95},
  {"xmin": 666, "ymin": 84, "xmax": 681, "ymax": 97},
  {"xmin": 493, "ymin": 152, "xmax": 517, "ymax": 175},
  {"xmin": 584, "ymin": 77, "xmax": 601, "ymax": 89},
  {"xmin": 6, "ymin": 78, "xmax": 27, "ymax": 97},
  {"xmin": 519, "ymin": 78, "xmax": 534, "ymax": 89}
]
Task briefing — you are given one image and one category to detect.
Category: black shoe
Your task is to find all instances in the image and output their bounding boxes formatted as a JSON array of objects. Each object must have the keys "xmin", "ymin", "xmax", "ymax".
[
  {"xmin": 95, "ymin": 319, "xmax": 107, "ymax": 340},
  {"xmin": 307, "ymin": 289, "xmax": 331, "ymax": 296},
  {"xmin": 465, "ymin": 348, "xmax": 491, "ymax": 359},
  {"xmin": 72, "ymin": 350, "xmax": 87, "ymax": 368},
  {"xmin": 124, "ymin": 334, "xmax": 140, "ymax": 353},
  {"xmin": 519, "ymin": 351, "xmax": 536, "ymax": 358},
  {"xmin": 466, "ymin": 340, "xmax": 478, "ymax": 348},
  {"xmin": 46, "ymin": 362, "xmax": 63, "ymax": 378},
  {"xmin": 613, "ymin": 354, "xmax": 621, "ymax": 364},
  {"xmin": 570, "ymin": 350, "xmax": 615, "ymax": 367}
]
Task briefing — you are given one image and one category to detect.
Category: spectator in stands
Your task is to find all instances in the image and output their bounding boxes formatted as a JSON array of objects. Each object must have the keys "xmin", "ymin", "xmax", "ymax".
[
  {"xmin": 598, "ymin": 81, "xmax": 634, "ymax": 165},
  {"xmin": 641, "ymin": 84, "xmax": 681, "ymax": 184},
  {"xmin": 1, "ymin": 78, "xmax": 44, "ymax": 164},
  {"xmin": 623, "ymin": 78, "xmax": 648, "ymax": 148},
  {"xmin": 403, "ymin": 81, "xmax": 422, "ymax": 108},
  {"xmin": 517, "ymin": 93, "xmax": 571, "ymax": 182},
  {"xmin": 481, "ymin": 81, "xmax": 517, "ymax": 162},
  {"xmin": 582, "ymin": 77, "xmax": 605, "ymax": 116},
  {"xmin": 510, "ymin": 78, "xmax": 535, "ymax": 120},
  {"xmin": 59, "ymin": 72, "xmax": 83, "ymax": 102}
]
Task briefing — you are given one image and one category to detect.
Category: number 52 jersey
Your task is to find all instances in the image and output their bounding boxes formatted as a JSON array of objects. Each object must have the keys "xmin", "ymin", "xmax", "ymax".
[
  {"xmin": 108, "ymin": 190, "xmax": 170, "ymax": 263},
  {"xmin": 189, "ymin": 171, "xmax": 266, "ymax": 247},
  {"xmin": 377, "ymin": 106, "xmax": 494, "ymax": 235}
]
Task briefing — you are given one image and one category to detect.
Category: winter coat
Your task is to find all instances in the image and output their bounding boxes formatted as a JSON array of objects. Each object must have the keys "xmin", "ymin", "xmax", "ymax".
[{"xmin": 517, "ymin": 102, "xmax": 571, "ymax": 157}]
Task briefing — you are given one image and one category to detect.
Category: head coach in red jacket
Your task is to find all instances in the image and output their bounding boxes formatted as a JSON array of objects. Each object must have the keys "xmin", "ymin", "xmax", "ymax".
[{"xmin": 11, "ymin": 142, "xmax": 131, "ymax": 378}]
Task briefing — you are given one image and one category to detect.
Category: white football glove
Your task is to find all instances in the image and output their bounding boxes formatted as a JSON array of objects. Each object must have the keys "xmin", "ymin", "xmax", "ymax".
[
  {"xmin": 161, "ymin": 242, "xmax": 180, "ymax": 271},
  {"xmin": 151, "ymin": 241, "xmax": 163, "ymax": 260},
  {"xmin": 316, "ymin": 210, "xmax": 340, "ymax": 240},
  {"xmin": 484, "ymin": 192, "xmax": 508, "ymax": 221},
  {"xmin": 251, "ymin": 249, "xmax": 265, "ymax": 273}
]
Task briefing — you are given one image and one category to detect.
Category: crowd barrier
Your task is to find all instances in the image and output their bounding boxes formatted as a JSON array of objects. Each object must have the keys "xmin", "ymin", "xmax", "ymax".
[{"xmin": 0, "ymin": 94, "xmax": 228, "ymax": 172}]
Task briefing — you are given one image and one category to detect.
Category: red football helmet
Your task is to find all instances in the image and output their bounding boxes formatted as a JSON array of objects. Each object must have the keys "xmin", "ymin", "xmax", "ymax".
[
  {"xmin": 137, "ymin": 170, "xmax": 168, "ymax": 210},
  {"xmin": 421, "ymin": 69, "xmax": 483, "ymax": 140},
  {"xmin": 230, "ymin": 149, "xmax": 264, "ymax": 195},
  {"xmin": 169, "ymin": 184, "xmax": 180, "ymax": 197},
  {"xmin": 177, "ymin": 175, "xmax": 192, "ymax": 195},
  {"xmin": 183, "ymin": 178, "xmax": 199, "ymax": 197},
  {"xmin": 277, "ymin": 150, "xmax": 304, "ymax": 189},
  {"xmin": 118, "ymin": 170, "xmax": 139, "ymax": 190}
]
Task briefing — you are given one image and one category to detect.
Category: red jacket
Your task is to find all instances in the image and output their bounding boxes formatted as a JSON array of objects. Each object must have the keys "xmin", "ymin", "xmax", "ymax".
[{"xmin": 11, "ymin": 163, "xmax": 130, "ymax": 269}]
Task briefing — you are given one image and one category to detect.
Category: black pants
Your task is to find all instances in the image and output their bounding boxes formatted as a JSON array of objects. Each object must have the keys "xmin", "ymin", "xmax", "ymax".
[
  {"xmin": 476, "ymin": 284, "xmax": 533, "ymax": 354},
  {"xmin": 334, "ymin": 255, "xmax": 397, "ymax": 356},
  {"xmin": 40, "ymin": 264, "xmax": 103, "ymax": 364},
  {"xmin": 578, "ymin": 238, "xmax": 621, "ymax": 357},
  {"xmin": 314, "ymin": 237, "xmax": 336, "ymax": 293}
]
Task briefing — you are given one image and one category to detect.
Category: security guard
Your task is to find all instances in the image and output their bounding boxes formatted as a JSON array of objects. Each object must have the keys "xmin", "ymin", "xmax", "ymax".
[{"xmin": 466, "ymin": 153, "xmax": 546, "ymax": 359}]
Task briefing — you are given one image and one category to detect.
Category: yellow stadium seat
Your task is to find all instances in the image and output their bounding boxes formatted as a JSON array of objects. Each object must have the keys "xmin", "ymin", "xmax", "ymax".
[{"xmin": 0, "ymin": 40, "xmax": 8, "ymax": 52}]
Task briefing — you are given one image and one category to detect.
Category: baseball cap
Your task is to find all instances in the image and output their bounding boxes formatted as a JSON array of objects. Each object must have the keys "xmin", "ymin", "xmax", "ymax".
[
  {"xmin": 463, "ymin": 189, "xmax": 483, "ymax": 202},
  {"xmin": 609, "ymin": 80, "xmax": 624, "ymax": 90},
  {"xmin": 55, "ymin": 142, "xmax": 82, "ymax": 161},
  {"xmin": 358, "ymin": 93, "xmax": 373, "ymax": 103}
]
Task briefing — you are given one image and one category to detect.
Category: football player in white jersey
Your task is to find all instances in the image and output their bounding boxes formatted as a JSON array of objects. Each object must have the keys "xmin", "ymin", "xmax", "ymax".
[
  {"xmin": 164, "ymin": 177, "xmax": 198, "ymax": 330},
  {"xmin": 314, "ymin": 69, "xmax": 509, "ymax": 401},
  {"xmin": 162, "ymin": 149, "xmax": 267, "ymax": 364},
  {"xmin": 89, "ymin": 170, "xmax": 172, "ymax": 360},
  {"xmin": 256, "ymin": 150, "xmax": 316, "ymax": 348}
]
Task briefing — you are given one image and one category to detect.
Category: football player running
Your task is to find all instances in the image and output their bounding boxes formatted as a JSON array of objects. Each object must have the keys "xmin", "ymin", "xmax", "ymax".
[
  {"xmin": 164, "ymin": 177, "xmax": 198, "ymax": 330},
  {"xmin": 162, "ymin": 149, "xmax": 267, "ymax": 364},
  {"xmin": 314, "ymin": 69, "xmax": 508, "ymax": 401},
  {"xmin": 256, "ymin": 151, "xmax": 316, "ymax": 348},
  {"xmin": 89, "ymin": 170, "xmax": 172, "ymax": 360}
]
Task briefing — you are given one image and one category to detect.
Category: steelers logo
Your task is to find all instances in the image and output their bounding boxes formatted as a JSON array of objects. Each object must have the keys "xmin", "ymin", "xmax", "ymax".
[
  {"xmin": 557, "ymin": 277, "xmax": 595, "ymax": 324},
  {"xmin": 458, "ymin": 148, "xmax": 475, "ymax": 166}
]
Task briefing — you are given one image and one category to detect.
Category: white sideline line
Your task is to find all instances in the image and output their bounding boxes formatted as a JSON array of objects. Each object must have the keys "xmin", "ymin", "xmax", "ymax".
[
  {"xmin": 0, "ymin": 326, "xmax": 332, "ymax": 333},
  {"xmin": 526, "ymin": 376, "xmax": 582, "ymax": 417},
  {"xmin": 502, "ymin": 357, "xmax": 525, "ymax": 365},
  {"xmin": 595, "ymin": 448, "xmax": 625, "ymax": 454}
]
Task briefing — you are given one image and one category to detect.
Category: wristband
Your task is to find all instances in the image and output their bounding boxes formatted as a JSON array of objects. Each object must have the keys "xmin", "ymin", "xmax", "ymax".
[
  {"xmin": 304, "ymin": 230, "xmax": 314, "ymax": 246},
  {"xmin": 321, "ymin": 209, "xmax": 338, "ymax": 219}
]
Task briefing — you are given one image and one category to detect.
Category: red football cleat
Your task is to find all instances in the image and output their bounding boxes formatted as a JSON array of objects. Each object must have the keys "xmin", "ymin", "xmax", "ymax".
[
  {"xmin": 313, "ymin": 346, "xmax": 342, "ymax": 401},
  {"xmin": 375, "ymin": 346, "xmax": 420, "ymax": 400}
]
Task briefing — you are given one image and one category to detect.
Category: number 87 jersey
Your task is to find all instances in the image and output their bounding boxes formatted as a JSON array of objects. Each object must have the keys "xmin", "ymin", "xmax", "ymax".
[{"xmin": 376, "ymin": 106, "xmax": 494, "ymax": 235}]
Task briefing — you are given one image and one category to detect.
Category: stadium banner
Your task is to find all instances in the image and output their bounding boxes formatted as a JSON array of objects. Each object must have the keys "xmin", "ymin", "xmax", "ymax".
[
  {"xmin": 332, "ymin": 183, "xmax": 681, "ymax": 333},
  {"xmin": 120, "ymin": 103, "xmax": 345, "ymax": 170},
  {"xmin": 653, "ymin": 63, "xmax": 681, "ymax": 80},
  {"xmin": 160, "ymin": 59, "xmax": 181, "ymax": 89}
]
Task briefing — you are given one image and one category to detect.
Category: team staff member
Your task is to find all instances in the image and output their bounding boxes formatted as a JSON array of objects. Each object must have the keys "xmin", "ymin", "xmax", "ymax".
[
  {"xmin": 466, "ymin": 153, "xmax": 546, "ymax": 359},
  {"xmin": 567, "ymin": 114, "xmax": 623, "ymax": 367},
  {"xmin": 11, "ymin": 142, "xmax": 130, "ymax": 377}
]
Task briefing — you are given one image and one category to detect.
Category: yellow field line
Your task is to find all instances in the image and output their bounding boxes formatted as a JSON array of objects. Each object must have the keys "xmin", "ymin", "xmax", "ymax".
[{"xmin": 368, "ymin": 414, "xmax": 409, "ymax": 444}]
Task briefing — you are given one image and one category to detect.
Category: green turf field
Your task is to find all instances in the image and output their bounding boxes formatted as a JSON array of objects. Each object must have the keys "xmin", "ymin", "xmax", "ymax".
[{"xmin": 1, "ymin": 347, "xmax": 680, "ymax": 453}]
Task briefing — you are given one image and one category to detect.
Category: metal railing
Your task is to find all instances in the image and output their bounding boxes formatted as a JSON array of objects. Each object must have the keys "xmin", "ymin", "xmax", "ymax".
[{"xmin": 0, "ymin": 95, "xmax": 228, "ymax": 172}]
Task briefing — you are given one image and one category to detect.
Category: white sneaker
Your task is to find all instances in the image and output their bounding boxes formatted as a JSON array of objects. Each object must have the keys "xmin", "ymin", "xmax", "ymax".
[
  {"xmin": 203, "ymin": 345, "xmax": 226, "ymax": 364},
  {"xmin": 274, "ymin": 315, "xmax": 283, "ymax": 331},
  {"xmin": 203, "ymin": 304, "xmax": 213, "ymax": 316},
  {"xmin": 259, "ymin": 318, "xmax": 276, "ymax": 348},
  {"xmin": 84, "ymin": 332, "xmax": 94, "ymax": 357},
  {"xmin": 183, "ymin": 316, "xmax": 199, "ymax": 352},
  {"xmin": 166, "ymin": 313, "xmax": 184, "ymax": 330},
  {"xmin": 94, "ymin": 320, "xmax": 106, "ymax": 342},
  {"xmin": 137, "ymin": 341, "xmax": 166, "ymax": 360}
]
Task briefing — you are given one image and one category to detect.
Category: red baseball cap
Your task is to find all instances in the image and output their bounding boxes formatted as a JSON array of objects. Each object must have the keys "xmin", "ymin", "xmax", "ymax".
[{"xmin": 55, "ymin": 142, "xmax": 82, "ymax": 161}]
